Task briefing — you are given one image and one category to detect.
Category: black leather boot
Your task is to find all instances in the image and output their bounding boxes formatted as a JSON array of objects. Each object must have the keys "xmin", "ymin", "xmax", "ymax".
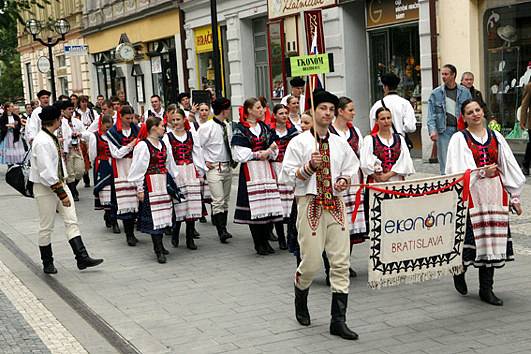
[
  {"xmin": 39, "ymin": 244, "xmax": 57, "ymax": 274},
  {"xmin": 111, "ymin": 219, "xmax": 121, "ymax": 234},
  {"xmin": 103, "ymin": 211, "xmax": 112, "ymax": 228},
  {"xmin": 67, "ymin": 182, "xmax": 79, "ymax": 201},
  {"xmin": 213, "ymin": 213, "xmax": 229, "ymax": 243},
  {"xmin": 453, "ymin": 271, "xmax": 468, "ymax": 295},
  {"xmin": 221, "ymin": 211, "xmax": 233, "ymax": 239},
  {"xmin": 250, "ymin": 225, "xmax": 268, "ymax": 255},
  {"xmin": 193, "ymin": 227, "xmax": 201, "ymax": 239},
  {"xmin": 479, "ymin": 267, "xmax": 502, "ymax": 306},
  {"xmin": 262, "ymin": 228, "xmax": 275, "ymax": 254},
  {"xmin": 83, "ymin": 172, "xmax": 91, "ymax": 188},
  {"xmin": 172, "ymin": 222, "xmax": 181, "ymax": 248},
  {"xmin": 330, "ymin": 293, "xmax": 358, "ymax": 340},
  {"xmin": 68, "ymin": 236, "xmax": 104, "ymax": 270},
  {"xmin": 185, "ymin": 221, "xmax": 198, "ymax": 250},
  {"xmin": 268, "ymin": 223, "xmax": 278, "ymax": 242},
  {"xmin": 294, "ymin": 285, "xmax": 311, "ymax": 326},
  {"xmin": 151, "ymin": 235, "xmax": 167, "ymax": 264},
  {"xmin": 275, "ymin": 222, "xmax": 288, "ymax": 250},
  {"xmin": 323, "ymin": 252, "xmax": 331, "ymax": 286},
  {"xmin": 123, "ymin": 219, "xmax": 138, "ymax": 246}
]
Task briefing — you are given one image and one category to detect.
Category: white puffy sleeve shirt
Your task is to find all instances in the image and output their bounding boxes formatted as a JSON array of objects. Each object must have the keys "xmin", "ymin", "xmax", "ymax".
[
  {"xmin": 29, "ymin": 131, "xmax": 68, "ymax": 186},
  {"xmin": 106, "ymin": 129, "xmax": 135, "ymax": 159},
  {"xmin": 162, "ymin": 131, "xmax": 207, "ymax": 176},
  {"xmin": 360, "ymin": 134, "xmax": 415, "ymax": 181},
  {"xmin": 128, "ymin": 140, "xmax": 177, "ymax": 192},
  {"xmin": 280, "ymin": 131, "xmax": 359, "ymax": 197},
  {"xmin": 445, "ymin": 130, "xmax": 525, "ymax": 198}
]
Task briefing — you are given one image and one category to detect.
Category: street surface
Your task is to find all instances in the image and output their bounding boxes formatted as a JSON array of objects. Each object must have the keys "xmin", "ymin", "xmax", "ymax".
[{"xmin": 0, "ymin": 160, "xmax": 530, "ymax": 354}]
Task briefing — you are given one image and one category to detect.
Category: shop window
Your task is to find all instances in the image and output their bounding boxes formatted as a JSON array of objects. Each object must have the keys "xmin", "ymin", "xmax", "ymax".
[
  {"xmin": 484, "ymin": 3, "xmax": 531, "ymax": 132},
  {"xmin": 148, "ymin": 38, "xmax": 178, "ymax": 105},
  {"xmin": 368, "ymin": 24, "xmax": 422, "ymax": 120}
]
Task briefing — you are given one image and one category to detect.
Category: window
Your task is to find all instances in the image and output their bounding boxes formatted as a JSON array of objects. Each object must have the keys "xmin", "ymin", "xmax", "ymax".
[
  {"xmin": 59, "ymin": 77, "xmax": 68, "ymax": 96},
  {"xmin": 25, "ymin": 63, "xmax": 33, "ymax": 99},
  {"xmin": 484, "ymin": 3, "xmax": 531, "ymax": 132},
  {"xmin": 56, "ymin": 54, "xmax": 66, "ymax": 68}
]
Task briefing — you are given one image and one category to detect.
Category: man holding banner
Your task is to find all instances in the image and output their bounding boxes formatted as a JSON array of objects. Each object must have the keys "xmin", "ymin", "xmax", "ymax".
[{"xmin": 280, "ymin": 89, "xmax": 359, "ymax": 340}]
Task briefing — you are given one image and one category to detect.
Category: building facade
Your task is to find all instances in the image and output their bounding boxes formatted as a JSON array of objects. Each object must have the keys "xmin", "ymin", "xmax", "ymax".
[
  {"xmin": 82, "ymin": 0, "xmax": 186, "ymax": 114},
  {"xmin": 17, "ymin": 0, "xmax": 92, "ymax": 101}
]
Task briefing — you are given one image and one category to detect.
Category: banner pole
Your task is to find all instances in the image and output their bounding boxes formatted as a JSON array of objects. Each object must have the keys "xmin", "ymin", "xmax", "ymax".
[{"xmin": 309, "ymin": 76, "xmax": 317, "ymax": 151}]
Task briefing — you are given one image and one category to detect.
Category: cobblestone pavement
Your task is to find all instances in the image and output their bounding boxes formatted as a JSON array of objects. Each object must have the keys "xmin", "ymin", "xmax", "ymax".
[
  {"xmin": 0, "ymin": 260, "xmax": 86, "ymax": 353},
  {"xmin": 0, "ymin": 160, "xmax": 530, "ymax": 354}
]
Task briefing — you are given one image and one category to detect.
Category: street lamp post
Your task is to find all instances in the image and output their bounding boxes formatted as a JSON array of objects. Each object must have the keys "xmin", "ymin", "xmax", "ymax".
[
  {"xmin": 25, "ymin": 18, "xmax": 70, "ymax": 102},
  {"xmin": 210, "ymin": 0, "xmax": 223, "ymax": 98}
]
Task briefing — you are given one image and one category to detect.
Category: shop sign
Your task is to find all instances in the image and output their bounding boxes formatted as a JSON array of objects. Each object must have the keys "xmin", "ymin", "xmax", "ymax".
[
  {"xmin": 194, "ymin": 25, "xmax": 222, "ymax": 54},
  {"xmin": 64, "ymin": 45, "xmax": 88, "ymax": 56},
  {"xmin": 37, "ymin": 56, "xmax": 51, "ymax": 73},
  {"xmin": 151, "ymin": 56, "xmax": 162, "ymax": 74},
  {"xmin": 366, "ymin": 0, "xmax": 419, "ymax": 28},
  {"xmin": 287, "ymin": 53, "xmax": 334, "ymax": 77},
  {"xmin": 268, "ymin": 0, "xmax": 336, "ymax": 20}
]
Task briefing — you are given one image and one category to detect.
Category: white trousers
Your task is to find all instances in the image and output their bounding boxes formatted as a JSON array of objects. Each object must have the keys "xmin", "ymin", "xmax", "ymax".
[
  {"xmin": 206, "ymin": 163, "xmax": 232, "ymax": 215},
  {"xmin": 33, "ymin": 183, "xmax": 80, "ymax": 246}
]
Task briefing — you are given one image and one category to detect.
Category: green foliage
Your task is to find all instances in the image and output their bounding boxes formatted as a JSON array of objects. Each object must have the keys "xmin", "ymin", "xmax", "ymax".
[
  {"xmin": 0, "ymin": 0, "xmax": 50, "ymax": 30},
  {"xmin": 0, "ymin": 4, "xmax": 25, "ymax": 102}
]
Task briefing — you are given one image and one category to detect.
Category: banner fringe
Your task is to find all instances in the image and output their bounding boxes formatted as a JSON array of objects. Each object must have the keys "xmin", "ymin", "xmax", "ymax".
[{"xmin": 368, "ymin": 265, "xmax": 464, "ymax": 289}]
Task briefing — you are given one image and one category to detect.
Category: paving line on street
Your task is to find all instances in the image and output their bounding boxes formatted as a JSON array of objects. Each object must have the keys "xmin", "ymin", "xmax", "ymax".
[
  {"xmin": 0, "ymin": 230, "xmax": 142, "ymax": 354},
  {"xmin": 0, "ymin": 260, "xmax": 87, "ymax": 354}
]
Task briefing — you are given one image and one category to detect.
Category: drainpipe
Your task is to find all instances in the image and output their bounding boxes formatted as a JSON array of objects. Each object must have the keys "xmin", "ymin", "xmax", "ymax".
[{"xmin": 428, "ymin": 0, "xmax": 439, "ymax": 163}]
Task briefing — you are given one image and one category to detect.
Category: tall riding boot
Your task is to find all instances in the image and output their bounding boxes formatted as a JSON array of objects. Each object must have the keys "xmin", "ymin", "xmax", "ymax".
[
  {"xmin": 221, "ymin": 211, "xmax": 233, "ymax": 239},
  {"xmin": 330, "ymin": 293, "xmax": 358, "ymax": 340},
  {"xmin": 111, "ymin": 219, "xmax": 121, "ymax": 234},
  {"xmin": 73, "ymin": 179, "xmax": 81, "ymax": 201},
  {"xmin": 185, "ymin": 221, "xmax": 198, "ymax": 250},
  {"xmin": 68, "ymin": 236, "xmax": 104, "ymax": 270},
  {"xmin": 103, "ymin": 210, "xmax": 112, "ymax": 228},
  {"xmin": 67, "ymin": 182, "xmax": 79, "ymax": 201},
  {"xmin": 213, "ymin": 213, "xmax": 229, "ymax": 243},
  {"xmin": 199, "ymin": 202, "xmax": 208, "ymax": 223},
  {"xmin": 322, "ymin": 252, "xmax": 331, "ymax": 286},
  {"xmin": 193, "ymin": 226, "xmax": 201, "ymax": 239},
  {"xmin": 348, "ymin": 243, "xmax": 356, "ymax": 278},
  {"xmin": 275, "ymin": 222, "xmax": 287, "ymax": 250},
  {"xmin": 479, "ymin": 267, "xmax": 502, "ymax": 306},
  {"xmin": 172, "ymin": 222, "xmax": 181, "ymax": 247},
  {"xmin": 123, "ymin": 219, "xmax": 138, "ymax": 246},
  {"xmin": 250, "ymin": 225, "xmax": 268, "ymax": 255},
  {"xmin": 151, "ymin": 235, "xmax": 167, "ymax": 264},
  {"xmin": 39, "ymin": 244, "xmax": 57, "ymax": 274},
  {"xmin": 83, "ymin": 172, "xmax": 91, "ymax": 187},
  {"xmin": 294, "ymin": 285, "xmax": 311, "ymax": 326},
  {"xmin": 268, "ymin": 223, "xmax": 278, "ymax": 241},
  {"xmin": 262, "ymin": 227, "xmax": 275, "ymax": 254},
  {"xmin": 453, "ymin": 269, "xmax": 468, "ymax": 295}
]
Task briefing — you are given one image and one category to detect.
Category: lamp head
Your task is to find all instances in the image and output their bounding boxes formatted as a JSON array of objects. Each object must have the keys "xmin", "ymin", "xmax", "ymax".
[
  {"xmin": 54, "ymin": 18, "xmax": 70, "ymax": 35},
  {"xmin": 25, "ymin": 19, "xmax": 42, "ymax": 35}
]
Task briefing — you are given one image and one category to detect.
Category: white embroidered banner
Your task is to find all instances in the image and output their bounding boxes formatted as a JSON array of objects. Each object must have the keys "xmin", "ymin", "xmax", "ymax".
[{"xmin": 367, "ymin": 172, "xmax": 469, "ymax": 288}]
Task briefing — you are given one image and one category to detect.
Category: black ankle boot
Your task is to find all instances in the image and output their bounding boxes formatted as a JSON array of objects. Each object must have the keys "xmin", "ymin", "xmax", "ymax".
[
  {"xmin": 151, "ymin": 235, "xmax": 167, "ymax": 263},
  {"xmin": 111, "ymin": 220, "xmax": 121, "ymax": 234},
  {"xmin": 123, "ymin": 220, "xmax": 138, "ymax": 246},
  {"xmin": 330, "ymin": 293, "xmax": 358, "ymax": 340},
  {"xmin": 68, "ymin": 236, "xmax": 104, "ymax": 270},
  {"xmin": 275, "ymin": 222, "xmax": 287, "ymax": 250},
  {"xmin": 39, "ymin": 244, "xmax": 57, "ymax": 274},
  {"xmin": 213, "ymin": 213, "xmax": 229, "ymax": 243},
  {"xmin": 172, "ymin": 222, "xmax": 181, "ymax": 247},
  {"xmin": 479, "ymin": 267, "xmax": 502, "ymax": 306},
  {"xmin": 104, "ymin": 211, "xmax": 112, "ymax": 228},
  {"xmin": 453, "ymin": 272, "xmax": 468, "ymax": 295},
  {"xmin": 250, "ymin": 226, "xmax": 268, "ymax": 255},
  {"xmin": 294, "ymin": 285, "xmax": 311, "ymax": 326},
  {"xmin": 186, "ymin": 222, "xmax": 197, "ymax": 250},
  {"xmin": 222, "ymin": 211, "xmax": 233, "ymax": 239}
]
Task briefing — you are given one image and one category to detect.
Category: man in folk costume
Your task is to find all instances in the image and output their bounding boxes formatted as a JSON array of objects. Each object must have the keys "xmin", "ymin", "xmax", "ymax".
[
  {"xmin": 106, "ymin": 106, "xmax": 140, "ymax": 246},
  {"xmin": 87, "ymin": 100, "xmax": 115, "ymax": 133},
  {"xmin": 446, "ymin": 99, "xmax": 525, "ymax": 306},
  {"xmin": 163, "ymin": 108, "xmax": 206, "ymax": 250},
  {"xmin": 280, "ymin": 77, "xmax": 306, "ymax": 115},
  {"xmin": 232, "ymin": 97, "xmax": 283, "ymax": 255},
  {"xmin": 25, "ymin": 89, "xmax": 51, "ymax": 144},
  {"xmin": 143, "ymin": 95, "xmax": 165, "ymax": 121},
  {"xmin": 280, "ymin": 90, "xmax": 359, "ymax": 340},
  {"xmin": 128, "ymin": 117, "xmax": 176, "ymax": 263},
  {"xmin": 88, "ymin": 113, "xmax": 120, "ymax": 234},
  {"xmin": 76, "ymin": 95, "xmax": 98, "ymax": 188},
  {"xmin": 29, "ymin": 105, "xmax": 103, "ymax": 274},
  {"xmin": 198, "ymin": 98, "xmax": 234, "ymax": 243}
]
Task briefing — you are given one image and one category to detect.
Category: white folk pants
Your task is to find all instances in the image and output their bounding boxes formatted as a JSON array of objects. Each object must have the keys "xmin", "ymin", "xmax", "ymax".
[
  {"xmin": 206, "ymin": 163, "xmax": 232, "ymax": 215},
  {"xmin": 295, "ymin": 196, "xmax": 350, "ymax": 293},
  {"xmin": 33, "ymin": 183, "xmax": 80, "ymax": 246}
]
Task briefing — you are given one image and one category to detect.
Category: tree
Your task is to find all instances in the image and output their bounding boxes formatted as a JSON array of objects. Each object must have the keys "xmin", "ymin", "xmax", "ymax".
[{"xmin": 0, "ymin": 0, "xmax": 50, "ymax": 30}]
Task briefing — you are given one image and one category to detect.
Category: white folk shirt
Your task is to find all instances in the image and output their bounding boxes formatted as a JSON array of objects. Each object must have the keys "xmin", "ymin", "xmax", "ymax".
[
  {"xmin": 76, "ymin": 108, "xmax": 98, "ymax": 129},
  {"xmin": 280, "ymin": 94, "xmax": 306, "ymax": 115},
  {"xmin": 162, "ymin": 130, "xmax": 207, "ymax": 176},
  {"xmin": 231, "ymin": 124, "xmax": 278, "ymax": 162},
  {"xmin": 198, "ymin": 118, "xmax": 232, "ymax": 163},
  {"xmin": 360, "ymin": 133, "xmax": 415, "ymax": 182},
  {"xmin": 280, "ymin": 130, "xmax": 359, "ymax": 197},
  {"xmin": 29, "ymin": 130, "xmax": 68, "ymax": 186},
  {"xmin": 369, "ymin": 94, "xmax": 417, "ymax": 135},
  {"xmin": 127, "ymin": 140, "xmax": 177, "ymax": 192},
  {"xmin": 25, "ymin": 106, "xmax": 43, "ymax": 142},
  {"xmin": 106, "ymin": 128, "xmax": 135, "ymax": 160},
  {"xmin": 445, "ymin": 130, "xmax": 525, "ymax": 198},
  {"xmin": 143, "ymin": 107, "xmax": 165, "ymax": 121}
]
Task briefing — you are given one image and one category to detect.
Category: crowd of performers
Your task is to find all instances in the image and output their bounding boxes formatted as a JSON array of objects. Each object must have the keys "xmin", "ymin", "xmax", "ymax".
[{"xmin": 26, "ymin": 78, "xmax": 525, "ymax": 341}]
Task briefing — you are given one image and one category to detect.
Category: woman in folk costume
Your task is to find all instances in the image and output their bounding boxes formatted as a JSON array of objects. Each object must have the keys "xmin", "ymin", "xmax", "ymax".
[
  {"xmin": 232, "ymin": 97, "xmax": 284, "ymax": 255},
  {"xmin": 287, "ymin": 96, "xmax": 303, "ymax": 132},
  {"xmin": 88, "ymin": 113, "xmax": 120, "ymax": 234},
  {"xmin": 446, "ymin": 99, "xmax": 525, "ymax": 306},
  {"xmin": 128, "ymin": 117, "xmax": 176, "ymax": 264},
  {"xmin": 324, "ymin": 97, "xmax": 367, "ymax": 280},
  {"xmin": 163, "ymin": 108, "xmax": 206, "ymax": 250},
  {"xmin": 0, "ymin": 102, "xmax": 25, "ymax": 166},
  {"xmin": 360, "ymin": 107, "xmax": 415, "ymax": 183},
  {"xmin": 105, "ymin": 105, "xmax": 140, "ymax": 247},
  {"xmin": 270, "ymin": 104, "xmax": 299, "ymax": 250}
]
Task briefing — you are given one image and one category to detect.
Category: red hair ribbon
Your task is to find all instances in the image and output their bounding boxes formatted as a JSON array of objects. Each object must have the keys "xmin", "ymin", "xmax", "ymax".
[
  {"xmin": 137, "ymin": 123, "xmax": 148, "ymax": 142},
  {"xmin": 116, "ymin": 112, "xmax": 123, "ymax": 132},
  {"xmin": 238, "ymin": 106, "xmax": 250, "ymax": 128},
  {"xmin": 98, "ymin": 113, "xmax": 103, "ymax": 135},
  {"xmin": 184, "ymin": 119, "xmax": 191, "ymax": 131},
  {"xmin": 457, "ymin": 114, "xmax": 466, "ymax": 131},
  {"xmin": 346, "ymin": 121, "xmax": 353, "ymax": 129},
  {"xmin": 371, "ymin": 123, "xmax": 379, "ymax": 135}
]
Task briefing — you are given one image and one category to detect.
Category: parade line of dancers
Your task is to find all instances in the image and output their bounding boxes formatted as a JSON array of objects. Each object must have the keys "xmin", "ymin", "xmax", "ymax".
[{"xmin": 26, "ymin": 74, "xmax": 525, "ymax": 340}]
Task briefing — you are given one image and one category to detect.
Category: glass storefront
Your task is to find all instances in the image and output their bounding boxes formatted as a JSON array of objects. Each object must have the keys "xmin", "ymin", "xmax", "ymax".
[
  {"xmin": 484, "ymin": 2, "xmax": 531, "ymax": 133},
  {"xmin": 194, "ymin": 25, "xmax": 227, "ymax": 96},
  {"xmin": 148, "ymin": 38, "xmax": 179, "ymax": 105}
]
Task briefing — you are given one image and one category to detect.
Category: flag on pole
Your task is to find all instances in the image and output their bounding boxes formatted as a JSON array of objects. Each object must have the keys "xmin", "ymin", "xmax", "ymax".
[{"xmin": 304, "ymin": 31, "xmax": 323, "ymax": 111}]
